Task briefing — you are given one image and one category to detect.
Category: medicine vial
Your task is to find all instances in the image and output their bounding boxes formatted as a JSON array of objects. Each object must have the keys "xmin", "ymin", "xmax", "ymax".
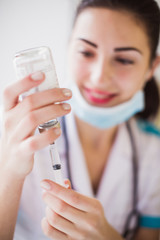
[{"xmin": 13, "ymin": 46, "xmax": 60, "ymax": 129}]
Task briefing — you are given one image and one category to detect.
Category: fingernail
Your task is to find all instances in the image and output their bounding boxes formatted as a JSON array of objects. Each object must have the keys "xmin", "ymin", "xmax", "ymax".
[
  {"xmin": 42, "ymin": 189, "xmax": 46, "ymax": 194},
  {"xmin": 64, "ymin": 179, "xmax": 70, "ymax": 189},
  {"xmin": 62, "ymin": 89, "xmax": 72, "ymax": 97},
  {"xmin": 31, "ymin": 72, "xmax": 44, "ymax": 81},
  {"xmin": 54, "ymin": 127, "xmax": 61, "ymax": 135},
  {"xmin": 40, "ymin": 181, "xmax": 51, "ymax": 190},
  {"xmin": 65, "ymin": 183, "xmax": 70, "ymax": 189},
  {"xmin": 41, "ymin": 217, "xmax": 47, "ymax": 224},
  {"xmin": 62, "ymin": 103, "xmax": 71, "ymax": 110}
]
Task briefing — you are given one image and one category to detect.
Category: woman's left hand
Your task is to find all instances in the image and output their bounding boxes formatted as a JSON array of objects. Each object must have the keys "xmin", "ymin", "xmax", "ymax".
[{"xmin": 40, "ymin": 180, "xmax": 123, "ymax": 240}]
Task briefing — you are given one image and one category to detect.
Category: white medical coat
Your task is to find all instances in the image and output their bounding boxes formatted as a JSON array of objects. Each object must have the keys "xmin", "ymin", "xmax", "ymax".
[{"xmin": 0, "ymin": 111, "xmax": 160, "ymax": 240}]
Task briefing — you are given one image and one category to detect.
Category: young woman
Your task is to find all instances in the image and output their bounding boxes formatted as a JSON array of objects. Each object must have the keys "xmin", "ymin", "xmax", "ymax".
[{"xmin": 0, "ymin": 0, "xmax": 160, "ymax": 239}]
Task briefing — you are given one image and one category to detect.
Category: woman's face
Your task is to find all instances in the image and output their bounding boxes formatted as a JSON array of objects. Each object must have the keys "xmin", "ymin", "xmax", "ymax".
[{"xmin": 68, "ymin": 8, "xmax": 154, "ymax": 107}]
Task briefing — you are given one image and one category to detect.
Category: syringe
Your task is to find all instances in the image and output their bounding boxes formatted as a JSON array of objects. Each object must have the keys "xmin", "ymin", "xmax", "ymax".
[
  {"xmin": 38, "ymin": 121, "xmax": 64, "ymax": 186},
  {"xmin": 49, "ymin": 142, "xmax": 64, "ymax": 186}
]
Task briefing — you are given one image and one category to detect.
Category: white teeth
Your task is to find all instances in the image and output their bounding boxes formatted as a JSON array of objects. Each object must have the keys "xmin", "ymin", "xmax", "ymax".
[{"xmin": 91, "ymin": 92, "xmax": 110, "ymax": 99}]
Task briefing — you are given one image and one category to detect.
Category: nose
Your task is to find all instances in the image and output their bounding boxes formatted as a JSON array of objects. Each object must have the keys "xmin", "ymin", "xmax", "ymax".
[{"xmin": 90, "ymin": 58, "xmax": 113, "ymax": 86}]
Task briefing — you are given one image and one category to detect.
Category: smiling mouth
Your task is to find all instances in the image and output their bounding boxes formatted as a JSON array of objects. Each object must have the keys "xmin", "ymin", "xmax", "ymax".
[{"xmin": 84, "ymin": 87, "xmax": 117, "ymax": 105}]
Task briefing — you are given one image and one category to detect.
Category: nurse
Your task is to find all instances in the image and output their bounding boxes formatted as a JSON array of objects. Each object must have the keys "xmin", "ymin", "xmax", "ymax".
[{"xmin": 0, "ymin": 0, "xmax": 160, "ymax": 239}]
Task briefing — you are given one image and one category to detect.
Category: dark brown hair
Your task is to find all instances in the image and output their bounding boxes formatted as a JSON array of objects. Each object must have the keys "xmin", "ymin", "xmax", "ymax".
[{"xmin": 74, "ymin": 0, "xmax": 160, "ymax": 120}]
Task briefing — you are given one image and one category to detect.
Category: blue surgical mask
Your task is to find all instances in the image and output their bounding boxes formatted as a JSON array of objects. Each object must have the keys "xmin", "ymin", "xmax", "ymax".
[{"xmin": 68, "ymin": 82, "xmax": 145, "ymax": 129}]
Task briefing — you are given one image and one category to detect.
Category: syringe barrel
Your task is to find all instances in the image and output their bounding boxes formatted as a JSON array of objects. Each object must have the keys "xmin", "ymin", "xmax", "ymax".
[
  {"xmin": 50, "ymin": 142, "xmax": 61, "ymax": 166},
  {"xmin": 54, "ymin": 169, "xmax": 64, "ymax": 186},
  {"xmin": 49, "ymin": 142, "xmax": 64, "ymax": 186}
]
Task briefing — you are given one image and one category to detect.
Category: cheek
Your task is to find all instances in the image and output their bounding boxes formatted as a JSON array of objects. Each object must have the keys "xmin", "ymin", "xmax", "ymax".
[{"xmin": 114, "ymin": 67, "xmax": 147, "ymax": 95}]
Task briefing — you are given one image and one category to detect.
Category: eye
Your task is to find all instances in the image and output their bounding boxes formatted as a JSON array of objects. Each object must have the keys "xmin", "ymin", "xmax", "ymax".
[
  {"xmin": 116, "ymin": 57, "xmax": 134, "ymax": 65},
  {"xmin": 78, "ymin": 51, "xmax": 94, "ymax": 58}
]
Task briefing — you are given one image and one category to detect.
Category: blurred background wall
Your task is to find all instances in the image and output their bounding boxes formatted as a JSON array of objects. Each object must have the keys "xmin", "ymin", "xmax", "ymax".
[
  {"xmin": 0, "ymin": 0, "xmax": 80, "ymax": 102},
  {"xmin": 0, "ymin": 0, "xmax": 160, "ymax": 104}
]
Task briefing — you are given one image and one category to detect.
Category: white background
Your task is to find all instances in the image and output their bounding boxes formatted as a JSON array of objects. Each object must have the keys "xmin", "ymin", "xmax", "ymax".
[
  {"xmin": 0, "ymin": 0, "xmax": 160, "ymax": 102},
  {"xmin": 0, "ymin": 0, "xmax": 80, "ymax": 102}
]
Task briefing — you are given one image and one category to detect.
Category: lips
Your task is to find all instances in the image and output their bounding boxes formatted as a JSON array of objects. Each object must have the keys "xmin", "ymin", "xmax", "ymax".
[{"xmin": 83, "ymin": 87, "xmax": 117, "ymax": 105}]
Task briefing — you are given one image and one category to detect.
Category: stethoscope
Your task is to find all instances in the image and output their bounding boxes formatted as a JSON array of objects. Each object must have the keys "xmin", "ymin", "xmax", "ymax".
[{"xmin": 61, "ymin": 116, "xmax": 140, "ymax": 240}]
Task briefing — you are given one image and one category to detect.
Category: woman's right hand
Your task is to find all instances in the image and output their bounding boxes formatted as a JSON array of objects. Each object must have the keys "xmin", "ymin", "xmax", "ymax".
[{"xmin": 0, "ymin": 72, "xmax": 72, "ymax": 180}]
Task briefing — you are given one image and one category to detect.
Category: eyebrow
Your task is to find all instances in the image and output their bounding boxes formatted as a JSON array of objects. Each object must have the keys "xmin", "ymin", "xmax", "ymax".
[
  {"xmin": 114, "ymin": 47, "xmax": 142, "ymax": 55},
  {"xmin": 77, "ymin": 38, "xmax": 98, "ymax": 48},
  {"xmin": 77, "ymin": 38, "xmax": 142, "ymax": 55}
]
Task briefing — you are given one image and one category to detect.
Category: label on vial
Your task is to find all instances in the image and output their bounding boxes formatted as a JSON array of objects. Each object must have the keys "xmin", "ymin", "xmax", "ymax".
[
  {"xmin": 16, "ymin": 60, "xmax": 59, "ymax": 87},
  {"xmin": 15, "ymin": 58, "xmax": 59, "ymax": 100}
]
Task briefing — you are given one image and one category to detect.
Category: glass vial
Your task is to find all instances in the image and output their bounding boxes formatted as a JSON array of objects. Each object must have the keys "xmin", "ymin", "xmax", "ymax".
[{"xmin": 13, "ymin": 46, "xmax": 60, "ymax": 129}]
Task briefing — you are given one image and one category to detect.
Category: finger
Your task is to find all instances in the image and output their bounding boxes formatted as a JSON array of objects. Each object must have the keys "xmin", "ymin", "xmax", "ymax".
[
  {"xmin": 41, "ymin": 180, "xmax": 99, "ymax": 213},
  {"xmin": 3, "ymin": 72, "xmax": 45, "ymax": 111},
  {"xmin": 64, "ymin": 179, "xmax": 72, "ymax": 189},
  {"xmin": 13, "ymin": 87, "xmax": 72, "ymax": 119},
  {"xmin": 42, "ymin": 192, "xmax": 86, "ymax": 226},
  {"xmin": 44, "ymin": 195, "xmax": 104, "ymax": 239},
  {"xmin": 18, "ymin": 127, "xmax": 61, "ymax": 154},
  {"xmin": 4, "ymin": 88, "xmax": 72, "ymax": 132},
  {"xmin": 41, "ymin": 217, "xmax": 68, "ymax": 240},
  {"xmin": 46, "ymin": 206, "xmax": 80, "ymax": 238},
  {"xmin": 11, "ymin": 103, "xmax": 71, "ymax": 142}
]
